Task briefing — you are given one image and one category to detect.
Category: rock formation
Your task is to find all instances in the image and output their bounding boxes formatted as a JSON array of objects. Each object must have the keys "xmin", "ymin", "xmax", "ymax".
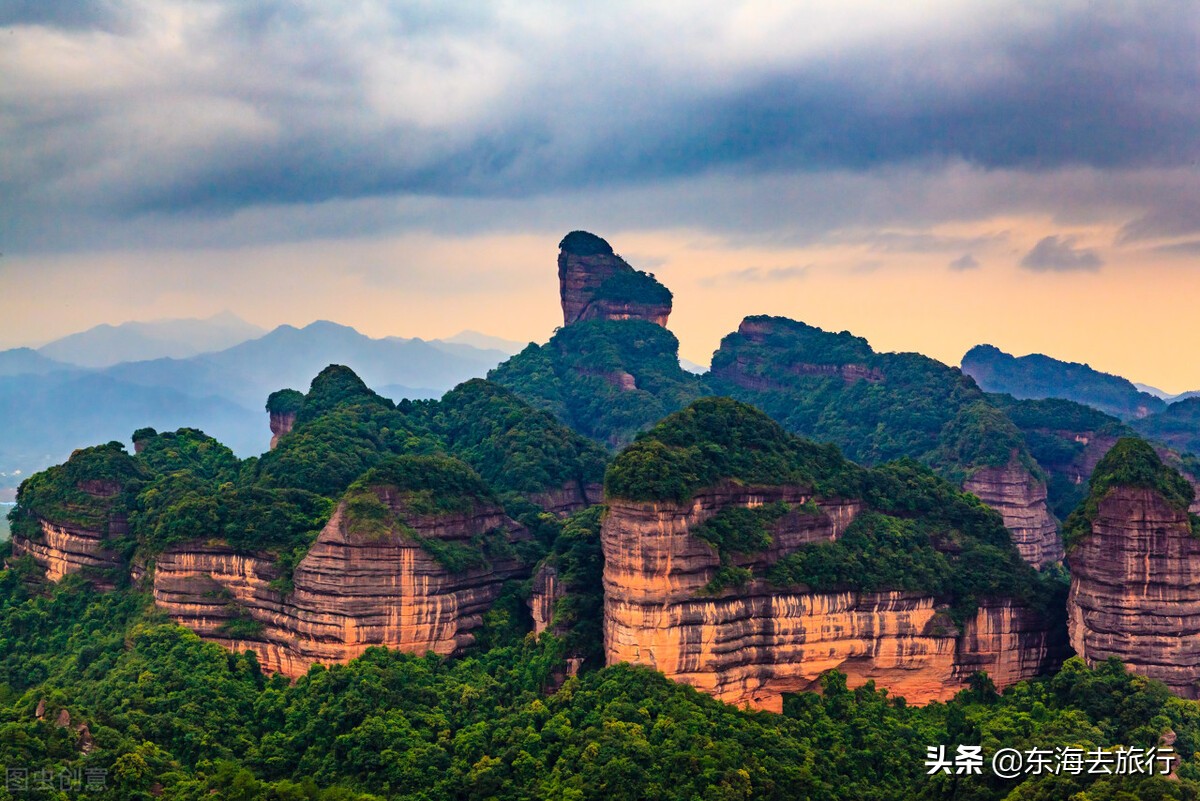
[
  {"xmin": 144, "ymin": 494, "xmax": 531, "ymax": 677},
  {"xmin": 709, "ymin": 317, "xmax": 1061, "ymax": 568},
  {"xmin": 527, "ymin": 482, "xmax": 604, "ymax": 517},
  {"xmin": 964, "ymin": 458, "xmax": 1062, "ymax": 566},
  {"xmin": 530, "ymin": 562, "xmax": 564, "ymax": 637},
  {"xmin": 10, "ymin": 518, "xmax": 126, "ymax": 590},
  {"xmin": 602, "ymin": 484, "xmax": 1061, "ymax": 711},
  {"xmin": 265, "ymin": 388, "xmax": 303, "ymax": 450},
  {"xmin": 269, "ymin": 410, "xmax": 297, "ymax": 450},
  {"xmin": 1068, "ymin": 484, "xmax": 1200, "ymax": 698},
  {"xmin": 558, "ymin": 231, "xmax": 671, "ymax": 327}
]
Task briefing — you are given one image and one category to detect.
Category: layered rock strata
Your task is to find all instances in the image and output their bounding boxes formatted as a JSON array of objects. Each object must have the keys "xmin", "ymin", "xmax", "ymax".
[
  {"xmin": 964, "ymin": 458, "xmax": 1062, "ymax": 567},
  {"xmin": 527, "ymin": 482, "xmax": 603, "ymax": 517},
  {"xmin": 1067, "ymin": 487, "xmax": 1200, "ymax": 698},
  {"xmin": 146, "ymin": 499, "xmax": 531, "ymax": 677},
  {"xmin": 558, "ymin": 237, "xmax": 671, "ymax": 327},
  {"xmin": 10, "ymin": 518, "xmax": 126, "ymax": 590},
  {"xmin": 603, "ymin": 486, "xmax": 1061, "ymax": 711}
]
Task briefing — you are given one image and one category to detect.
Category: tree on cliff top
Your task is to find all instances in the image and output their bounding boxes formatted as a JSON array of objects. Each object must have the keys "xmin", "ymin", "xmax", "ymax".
[
  {"xmin": 1063, "ymin": 437, "xmax": 1196, "ymax": 550},
  {"xmin": 591, "ymin": 269, "xmax": 673, "ymax": 307},
  {"xmin": 13, "ymin": 442, "xmax": 146, "ymax": 535},
  {"xmin": 604, "ymin": 397, "xmax": 858, "ymax": 503},
  {"xmin": 559, "ymin": 230, "xmax": 613, "ymax": 257},
  {"xmin": 266, "ymin": 388, "xmax": 304, "ymax": 415},
  {"xmin": 424, "ymin": 378, "xmax": 608, "ymax": 497},
  {"xmin": 489, "ymin": 319, "xmax": 706, "ymax": 449}
]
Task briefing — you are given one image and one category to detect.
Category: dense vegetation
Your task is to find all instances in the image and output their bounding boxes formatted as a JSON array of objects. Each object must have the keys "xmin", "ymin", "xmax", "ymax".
[
  {"xmin": 0, "ymin": 555, "xmax": 1196, "ymax": 801},
  {"xmin": 8, "ymin": 442, "xmax": 146, "ymax": 541},
  {"xmin": 9, "ymin": 366, "xmax": 610, "ymax": 586},
  {"xmin": 962, "ymin": 344, "xmax": 1166, "ymax": 420},
  {"xmin": 531, "ymin": 506, "xmax": 607, "ymax": 669},
  {"xmin": 605, "ymin": 398, "xmax": 857, "ymax": 503},
  {"xmin": 707, "ymin": 317, "xmax": 1038, "ymax": 483},
  {"xmin": 421, "ymin": 379, "xmax": 608, "ymax": 497},
  {"xmin": 986, "ymin": 394, "xmax": 1134, "ymax": 518},
  {"xmin": 489, "ymin": 319, "xmax": 706, "ymax": 448},
  {"xmin": 608, "ymin": 399, "xmax": 1064, "ymax": 622},
  {"xmin": 265, "ymin": 388, "xmax": 305, "ymax": 416},
  {"xmin": 558, "ymin": 230, "xmax": 613, "ymax": 258},
  {"xmin": 1063, "ymin": 437, "xmax": 1198, "ymax": 550},
  {"xmin": 590, "ymin": 269, "xmax": 672, "ymax": 307}
]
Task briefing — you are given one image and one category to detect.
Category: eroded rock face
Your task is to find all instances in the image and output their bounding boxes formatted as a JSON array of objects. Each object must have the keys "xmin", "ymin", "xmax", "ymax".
[
  {"xmin": 11, "ymin": 517, "xmax": 126, "ymax": 590},
  {"xmin": 559, "ymin": 245, "xmax": 670, "ymax": 327},
  {"xmin": 603, "ymin": 487, "xmax": 1061, "ymax": 710},
  {"xmin": 527, "ymin": 482, "xmax": 603, "ymax": 517},
  {"xmin": 964, "ymin": 458, "xmax": 1062, "ymax": 567},
  {"xmin": 269, "ymin": 411, "xmax": 297, "ymax": 450},
  {"xmin": 148, "ymin": 499, "xmax": 531, "ymax": 677},
  {"xmin": 1068, "ymin": 487, "xmax": 1200, "ymax": 698},
  {"xmin": 530, "ymin": 562, "xmax": 564, "ymax": 637}
]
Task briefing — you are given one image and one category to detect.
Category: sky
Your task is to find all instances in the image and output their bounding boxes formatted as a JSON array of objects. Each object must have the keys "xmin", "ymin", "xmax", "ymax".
[{"xmin": 2, "ymin": 1, "xmax": 1199, "ymax": 392}]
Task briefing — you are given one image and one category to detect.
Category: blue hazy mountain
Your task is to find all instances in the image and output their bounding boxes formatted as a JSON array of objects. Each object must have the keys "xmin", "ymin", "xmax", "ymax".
[
  {"xmin": 36, "ymin": 311, "xmax": 267, "ymax": 367},
  {"xmin": 962, "ymin": 344, "xmax": 1169, "ymax": 420},
  {"xmin": 0, "ymin": 348, "xmax": 75, "ymax": 377},
  {"xmin": 0, "ymin": 321, "xmax": 514, "ymax": 497}
]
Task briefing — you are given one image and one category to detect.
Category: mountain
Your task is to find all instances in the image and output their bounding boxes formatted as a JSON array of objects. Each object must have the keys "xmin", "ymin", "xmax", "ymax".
[
  {"xmin": 9, "ymin": 230, "xmax": 1200, "ymax": 800},
  {"xmin": 36, "ymin": 311, "xmax": 266, "ymax": 367},
  {"xmin": 443, "ymin": 330, "xmax": 528, "ymax": 354},
  {"xmin": 0, "ymin": 321, "xmax": 514, "ymax": 496},
  {"xmin": 1134, "ymin": 397, "xmax": 1200, "ymax": 456},
  {"xmin": 1134, "ymin": 382, "xmax": 1177, "ymax": 400},
  {"xmin": 961, "ymin": 344, "xmax": 1166, "ymax": 420},
  {"xmin": 490, "ymin": 231, "xmax": 702, "ymax": 448},
  {"xmin": 0, "ymin": 348, "xmax": 75, "ymax": 377}
]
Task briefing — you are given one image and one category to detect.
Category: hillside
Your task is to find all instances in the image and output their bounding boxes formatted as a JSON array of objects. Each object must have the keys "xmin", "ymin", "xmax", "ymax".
[
  {"xmin": 962, "ymin": 344, "xmax": 1166, "ymax": 420},
  {"xmin": 1134, "ymin": 396, "xmax": 1200, "ymax": 456}
]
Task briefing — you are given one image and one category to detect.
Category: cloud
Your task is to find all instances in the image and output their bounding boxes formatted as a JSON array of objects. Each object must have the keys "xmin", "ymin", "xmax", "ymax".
[
  {"xmin": 700, "ymin": 265, "xmax": 810, "ymax": 286},
  {"xmin": 1118, "ymin": 204, "xmax": 1200, "ymax": 244},
  {"xmin": 1020, "ymin": 235, "xmax": 1103, "ymax": 272},
  {"xmin": 1, "ymin": 0, "xmax": 1199, "ymax": 255},
  {"xmin": 949, "ymin": 253, "xmax": 980, "ymax": 270},
  {"xmin": 1151, "ymin": 240, "xmax": 1200, "ymax": 256},
  {"xmin": 854, "ymin": 231, "xmax": 1008, "ymax": 254}
]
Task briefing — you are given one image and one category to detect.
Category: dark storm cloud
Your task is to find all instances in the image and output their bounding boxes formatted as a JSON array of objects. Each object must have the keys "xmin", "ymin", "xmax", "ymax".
[
  {"xmin": 3, "ymin": 1, "xmax": 1199, "ymax": 252},
  {"xmin": 157, "ymin": 3, "xmax": 1200, "ymax": 208},
  {"xmin": 1020, "ymin": 235, "xmax": 1103, "ymax": 272}
]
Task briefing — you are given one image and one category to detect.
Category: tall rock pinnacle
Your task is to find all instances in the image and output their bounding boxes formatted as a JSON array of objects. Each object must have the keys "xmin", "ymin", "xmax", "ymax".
[{"xmin": 557, "ymin": 231, "xmax": 672, "ymax": 327}]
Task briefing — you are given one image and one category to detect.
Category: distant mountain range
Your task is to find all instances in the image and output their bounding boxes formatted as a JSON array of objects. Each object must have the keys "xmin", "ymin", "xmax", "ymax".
[
  {"xmin": 961, "ymin": 343, "xmax": 1200, "ymax": 458},
  {"xmin": 35, "ymin": 312, "xmax": 268, "ymax": 367},
  {"xmin": 960, "ymin": 344, "xmax": 1195, "ymax": 420},
  {"xmin": 0, "ymin": 319, "xmax": 520, "ymax": 498}
]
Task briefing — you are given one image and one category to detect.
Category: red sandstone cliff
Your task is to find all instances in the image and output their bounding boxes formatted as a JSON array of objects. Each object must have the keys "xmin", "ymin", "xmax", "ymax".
[
  {"xmin": 602, "ymin": 485, "xmax": 1060, "ymax": 710},
  {"xmin": 964, "ymin": 458, "xmax": 1062, "ymax": 567},
  {"xmin": 1067, "ymin": 487, "xmax": 1200, "ymax": 698},
  {"xmin": 144, "ymin": 494, "xmax": 531, "ymax": 677},
  {"xmin": 558, "ymin": 234, "xmax": 671, "ymax": 327},
  {"xmin": 10, "ymin": 518, "xmax": 126, "ymax": 590},
  {"xmin": 269, "ymin": 411, "xmax": 297, "ymax": 450}
]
